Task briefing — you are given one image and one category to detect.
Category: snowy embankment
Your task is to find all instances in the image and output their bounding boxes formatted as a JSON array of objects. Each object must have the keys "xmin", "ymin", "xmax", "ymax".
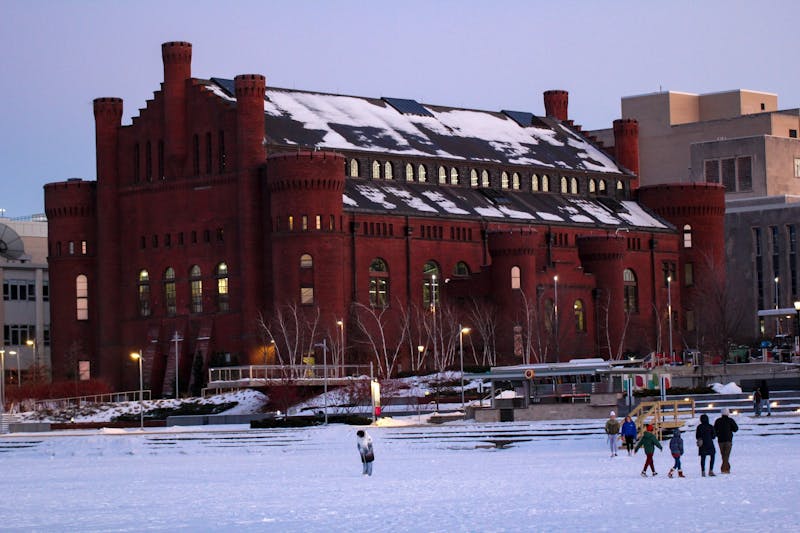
[{"xmin": 1, "ymin": 413, "xmax": 798, "ymax": 532}]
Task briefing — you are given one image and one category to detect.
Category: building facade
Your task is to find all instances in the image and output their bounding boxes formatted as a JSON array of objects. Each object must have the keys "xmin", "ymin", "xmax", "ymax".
[
  {"xmin": 44, "ymin": 42, "xmax": 725, "ymax": 394},
  {"xmin": 1, "ymin": 215, "xmax": 50, "ymax": 383}
]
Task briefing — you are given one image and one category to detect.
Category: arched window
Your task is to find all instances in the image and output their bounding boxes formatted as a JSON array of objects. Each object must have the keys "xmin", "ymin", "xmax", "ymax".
[
  {"xmin": 470, "ymin": 169, "xmax": 479, "ymax": 187},
  {"xmin": 570, "ymin": 177, "xmax": 578, "ymax": 194},
  {"xmin": 384, "ymin": 161, "xmax": 394, "ymax": 180},
  {"xmin": 450, "ymin": 167, "xmax": 459, "ymax": 185},
  {"xmin": 349, "ymin": 159, "xmax": 359, "ymax": 177},
  {"xmin": 138, "ymin": 269, "xmax": 151, "ymax": 317},
  {"xmin": 418, "ymin": 164, "xmax": 427, "ymax": 183},
  {"xmin": 501, "ymin": 171, "xmax": 509, "ymax": 189},
  {"xmin": 573, "ymin": 299, "xmax": 585, "ymax": 332},
  {"xmin": 542, "ymin": 174, "xmax": 550, "ymax": 192},
  {"xmin": 589, "ymin": 179, "xmax": 596, "ymax": 194},
  {"xmin": 454, "ymin": 261, "xmax": 470, "ymax": 277},
  {"xmin": 511, "ymin": 266, "xmax": 521, "ymax": 289},
  {"xmin": 216, "ymin": 262, "xmax": 229, "ymax": 312},
  {"xmin": 372, "ymin": 160, "xmax": 380, "ymax": 179},
  {"xmin": 481, "ymin": 169, "xmax": 490, "ymax": 187},
  {"xmin": 683, "ymin": 224, "xmax": 693, "ymax": 248},
  {"xmin": 405, "ymin": 163, "xmax": 414, "ymax": 182},
  {"xmin": 532, "ymin": 174, "xmax": 539, "ymax": 192},
  {"xmin": 422, "ymin": 261, "xmax": 440, "ymax": 308},
  {"xmin": 560, "ymin": 176, "xmax": 569, "ymax": 193},
  {"xmin": 438, "ymin": 166, "xmax": 447, "ymax": 184},
  {"xmin": 300, "ymin": 254, "xmax": 313, "ymax": 268},
  {"xmin": 164, "ymin": 267, "xmax": 176, "ymax": 316},
  {"xmin": 616, "ymin": 180, "xmax": 624, "ymax": 191},
  {"xmin": 512, "ymin": 172, "xmax": 520, "ymax": 190},
  {"xmin": 598, "ymin": 179, "xmax": 607, "ymax": 194},
  {"xmin": 623, "ymin": 268, "xmax": 638, "ymax": 313},
  {"xmin": 76, "ymin": 274, "xmax": 88, "ymax": 320},
  {"xmin": 189, "ymin": 265, "xmax": 203, "ymax": 313},
  {"xmin": 369, "ymin": 258, "xmax": 389, "ymax": 307}
]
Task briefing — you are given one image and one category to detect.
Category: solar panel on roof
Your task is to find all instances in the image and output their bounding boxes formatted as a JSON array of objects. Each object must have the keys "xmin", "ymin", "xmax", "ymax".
[
  {"xmin": 382, "ymin": 97, "xmax": 434, "ymax": 117},
  {"xmin": 502, "ymin": 110, "xmax": 534, "ymax": 127}
]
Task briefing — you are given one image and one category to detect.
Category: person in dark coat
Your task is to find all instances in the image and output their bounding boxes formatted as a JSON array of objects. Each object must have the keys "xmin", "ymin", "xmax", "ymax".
[
  {"xmin": 356, "ymin": 429, "xmax": 374, "ymax": 476},
  {"xmin": 668, "ymin": 427, "xmax": 685, "ymax": 478},
  {"xmin": 753, "ymin": 387, "xmax": 762, "ymax": 416},
  {"xmin": 760, "ymin": 380, "xmax": 771, "ymax": 416},
  {"xmin": 620, "ymin": 415, "xmax": 638, "ymax": 456},
  {"xmin": 695, "ymin": 413, "xmax": 716, "ymax": 477},
  {"xmin": 714, "ymin": 408, "xmax": 739, "ymax": 474}
]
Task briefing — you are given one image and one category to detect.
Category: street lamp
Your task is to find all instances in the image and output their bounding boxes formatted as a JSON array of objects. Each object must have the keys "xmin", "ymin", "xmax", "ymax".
[
  {"xmin": 417, "ymin": 345, "xmax": 424, "ymax": 371},
  {"xmin": 667, "ymin": 275, "xmax": 673, "ymax": 364},
  {"xmin": 459, "ymin": 325, "xmax": 471, "ymax": 410},
  {"xmin": 26, "ymin": 339, "xmax": 36, "ymax": 375},
  {"xmin": 9, "ymin": 351, "xmax": 19, "ymax": 386},
  {"xmin": 553, "ymin": 275, "xmax": 559, "ymax": 363},
  {"xmin": 774, "ymin": 276, "xmax": 780, "ymax": 335},
  {"xmin": 171, "ymin": 331, "xmax": 183, "ymax": 399},
  {"xmin": 336, "ymin": 319, "xmax": 344, "ymax": 377},
  {"xmin": 130, "ymin": 350, "xmax": 144, "ymax": 430},
  {"xmin": 794, "ymin": 300, "xmax": 800, "ymax": 355},
  {"xmin": 314, "ymin": 340, "xmax": 328, "ymax": 425},
  {"xmin": 0, "ymin": 349, "xmax": 5, "ymax": 414},
  {"xmin": 431, "ymin": 274, "xmax": 438, "ymax": 366}
]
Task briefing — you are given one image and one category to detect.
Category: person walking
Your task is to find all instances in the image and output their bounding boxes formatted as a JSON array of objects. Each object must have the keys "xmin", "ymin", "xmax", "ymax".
[
  {"xmin": 753, "ymin": 387, "xmax": 762, "ymax": 417},
  {"xmin": 605, "ymin": 411, "xmax": 621, "ymax": 457},
  {"xmin": 668, "ymin": 427, "xmax": 685, "ymax": 478},
  {"xmin": 621, "ymin": 415, "xmax": 637, "ymax": 456},
  {"xmin": 356, "ymin": 429, "xmax": 375, "ymax": 476},
  {"xmin": 760, "ymin": 380, "xmax": 771, "ymax": 416},
  {"xmin": 695, "ymin": 413, "xmax": 716, "ymax": 477},
  {"xmin": 714, "ymin": 408, "xmax": 739, "ymax": 474},
  {"xmin": 634, "ymin": 423, "xmax": 662, "ymax": 477}
]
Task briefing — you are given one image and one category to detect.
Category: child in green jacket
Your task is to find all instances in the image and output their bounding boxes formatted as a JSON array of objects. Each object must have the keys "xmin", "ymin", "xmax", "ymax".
[{"xmin": 634, "ymin": 424, "xmax": 663, "ymax": 477}]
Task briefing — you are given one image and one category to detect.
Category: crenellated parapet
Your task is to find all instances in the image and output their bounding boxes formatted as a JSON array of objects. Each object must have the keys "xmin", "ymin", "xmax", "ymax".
[
  {"xmin": 44, "ymin": 179, "xmax": 97, "ymax": 220},
  {"xmin": 613, "ymin": 118, "xmax": 639, "ymax": 179}
]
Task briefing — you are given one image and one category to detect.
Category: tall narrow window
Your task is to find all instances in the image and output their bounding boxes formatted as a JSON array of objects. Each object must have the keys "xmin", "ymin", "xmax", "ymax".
[
  {"xmin": 737, "ymin": 156, "xmax": 752, "ymax": 191},
  {"xmin": 133, "ymin": 143, "xmax": 140, "ymax": 182},
  {"xmin": 300, "ymin": 254, "xmax": 314, "ymax": 304},
  {"xmin": 683, "ymin": 224, "xmax": 693, "ymax": 248},
  {"xmin": 532, "ymin": 174, "xmax": 539, "ymax": 192},
  {"xmin": 598, "ymin": 179, "xmax": 607, "ymax": 194},
  {"xmin": 349, "ymin": 159, "xmax": 359, "ymax": 177},
  {"xmin": 684, "ymin": 262, "xmax": 694, "ymax": 287},
  {"xmin": 369, "ymin": 258, "xmax": 389, "ymax": 307},
  {"xmin": 190, "ymin": 265, "xmax": 203, "ymax": 313},
  {"xmin": 623, "ymin": 268, "xmax": 638, "ymax": 313},
  {"xmin": 570, "ymin": 177, "xmax": 578, "ymax": 194},
  {"xmin": 481, "ymin": 169, "xmax": 490, "ymax": 187},
  {"xmin": 157, "ymin": 140, "xmax": 164, "ymax": 179},
  {"xmin": 145, "ymin": 141, "xmax": 152, "ymax": 181},
  {"xmin": 450, "ymin": 167, "xmax": 459, "ymax": 185},
  {"xmin": 510, "ymin": 266, "xmax": 521, "ymax": 290},
  {"xmin": 300, "ymin": 254, "xmax": 313, "ymax": 269},
  {"xmin": 560, "ymin": 176, "xmax": 569, "ymax": 193},
  {"xmin": 418, "ymin": 164, "xmax": 427, "ymax": 183},
  {"xmin": 405, "ymin": 163, "xmax": 414, "ymax": 182},
  {"xmin": 438, "ymin": 166, "xmax": 447, "ymax": 184},
  {"xmin": 512, "ymin": 172, "xmax": 520, "ymax": 190},
  {"xmin": 76, "ymin": 274, "xmax": 88, "ymax": 320},
  {"xmin": 589, "ymin": 179, "xmax": 596, "ymax": 194},
  {"xmin": 385, "ymin": 161, "xmax": 394, "ymax": 180},
  {"xmin": 372, "ymin": 160, "xmax": 380, "ymax": 179},
  {"xmin": 454, "ymin": 261, "xmax": 470, "ymax": 277},
  {"xmin": 721, "ymin": 158, "xmax": 736, "ymax": 191},
  {"xmin": 138, "ymin": 269, "xmax": 151, "ymax": 317},
  {"xmin": 422, "ymin": 261, "xmax": 440, "ymax": 308},
  {"xmin": 470, "ymin": 169, "xmax": 478, "ymax": 187},
  {"xmin": 192, "ymin": 134, "xmax": 200, "ymax": 176},
  {"xmin": 704, "ymin": 160, "xmax": 720, "ymax": 183},
  {"xmin": 216, "ymin": 262, "xmax": 229, "ymax": 312},
  {"xmin": 164, "ymin": 267, "xmax": 176, "ymax": 316},
  {"xmin": 542, "ymin": 175, "xmax": 550, "ymax": 192},
  {"xmin": 501, "ymin": 172, "xmax": 509, "ymax": 189},
  {"xmin": 218, "ymin": 130, "xmax": 226, "ymax": 173},
  {"xmin": 573, "ymin": 300, "xmax": 585, "ymax": 332},
  {"xmin": 205, "ymin": 132, "xmax": 212, "ymax": 174}
]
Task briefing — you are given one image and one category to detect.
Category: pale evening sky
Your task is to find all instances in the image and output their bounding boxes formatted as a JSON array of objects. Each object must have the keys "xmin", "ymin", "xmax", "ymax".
[{"xmin": 1, "ymin": 0, "xmax": 798, "ymax": 217}]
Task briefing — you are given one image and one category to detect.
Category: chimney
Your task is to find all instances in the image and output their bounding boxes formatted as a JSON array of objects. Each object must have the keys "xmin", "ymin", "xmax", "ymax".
[{"xmin": 544, "ymin": 90, "xmax": 569, "ymax": 121}]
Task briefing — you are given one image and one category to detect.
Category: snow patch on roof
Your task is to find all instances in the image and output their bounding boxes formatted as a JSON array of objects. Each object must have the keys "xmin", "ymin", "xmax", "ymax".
[
  {"xmin": 420, "ymin": 190, "xmax": 470, "ymax": 215},
  {"xmin": 618, "ymin": 201, "xmax": 668, "ymax": 228}
]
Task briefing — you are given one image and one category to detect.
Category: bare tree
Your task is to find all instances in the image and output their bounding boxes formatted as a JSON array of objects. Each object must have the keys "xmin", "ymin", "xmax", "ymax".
[
  {"xmin": 256, "ymin": 302, "xmax": 321, "ymax": 378},
  {"xmin": 351, "ymin": 299, "xmax": 410, "ymax": 378},
  {"xmin": 597, "ymin": 290, "xmax": 632, "ymax": 360},
  {"xmin": 465, "ymin": 296, "xmax": 498, "ymax": 366}
]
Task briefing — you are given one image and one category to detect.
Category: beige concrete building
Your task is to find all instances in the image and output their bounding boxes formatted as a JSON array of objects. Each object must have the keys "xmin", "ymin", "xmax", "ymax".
[
  {"xmin": 1, "ymin": 214, "xmax": 50, "ymax": 382},
  {"xmin": 592, "ymin": 90, "xmax": 800, "ymax": 343}
]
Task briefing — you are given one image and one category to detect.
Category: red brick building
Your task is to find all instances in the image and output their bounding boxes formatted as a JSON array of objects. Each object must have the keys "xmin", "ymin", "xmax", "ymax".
[{"xmin": 44, "ymin": 42, "xmax": 725, "ymax": 394}]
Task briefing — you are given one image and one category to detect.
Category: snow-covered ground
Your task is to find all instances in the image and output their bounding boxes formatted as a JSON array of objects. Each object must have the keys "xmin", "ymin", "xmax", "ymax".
[{"xmin": 1, "ymin": 413, "xmax": 798, "ymax": 532}]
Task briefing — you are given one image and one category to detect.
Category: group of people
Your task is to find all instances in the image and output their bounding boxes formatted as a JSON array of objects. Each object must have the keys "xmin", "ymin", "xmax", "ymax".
[
  {"xmin": 753, "ymin": 380, "xmax": 772, "ymax": 417},
  {"xmin": 604, "ymin": 408, "xmax": 739, "ymax": 478}
]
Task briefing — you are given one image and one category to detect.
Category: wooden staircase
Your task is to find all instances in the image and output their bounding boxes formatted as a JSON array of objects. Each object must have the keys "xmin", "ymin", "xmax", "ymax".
[{"xmin": 628, "ymin": 399, "xmax": 695, "ymax": 439}]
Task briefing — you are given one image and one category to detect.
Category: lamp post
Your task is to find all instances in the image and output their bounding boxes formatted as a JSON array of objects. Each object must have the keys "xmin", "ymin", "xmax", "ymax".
[
  {"xmin": 553, "ymin": 275, "xmax": 559, "ymax": 363},
  {"xmin": 774, "ymin": 276, "xmax": 780, "ymax": 335},
  {"xmin": 336, "ymin": 319, "xmax": 344, "ymax": 377},
  {"xmin": 417, "ymin": 345, "xmax": 424, "ymax": 372},
  {"xmin": 171, "ymin": 331, "xmax": 183, "ymax": 399},
  {"xmin": 130, "ymin": 350, "xmax": 144, "ymax": 430},
  {"xmin": 667, "ymin": 275, "xmax": 673, "ymax": 364},
  {"xmin": 25, "ymin": 339, "xmax": 36, "ymax": 377},
  {"xmin": 459, "ymin": 325, "xmax": 470, "ymax": 410},
  {"xmin": 431, "ymin": 274, "xmax": 438, "ymax": 367},
  {"xmin": 0, "ymin": 349, "xmax": 5, "ymax": 414},
  {"xmin": 794, "ymin": 300, "xmax": 800, "ymax": 355},
  {"xmin": 10, "ymin": 351, "xmax": 19, "ymax": 386},
  {"xmin": 314, "ymin": 340, "xmax": 328, "ymax": 424}
]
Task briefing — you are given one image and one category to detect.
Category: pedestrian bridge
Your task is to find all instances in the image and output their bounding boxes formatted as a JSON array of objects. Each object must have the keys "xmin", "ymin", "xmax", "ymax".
[{"xmin": 204, "ymin": 364, "xmax": 374, "ymax": 393}]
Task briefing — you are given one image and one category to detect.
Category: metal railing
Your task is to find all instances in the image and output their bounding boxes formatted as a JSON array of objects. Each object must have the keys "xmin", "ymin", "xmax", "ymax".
[
  {"xmin": 208, "ymin": 364, "xmax": 373, "ymax": 384},
  {"xmin": 30, "ymin": 390, "xmax": 152, "ymax": 412}
]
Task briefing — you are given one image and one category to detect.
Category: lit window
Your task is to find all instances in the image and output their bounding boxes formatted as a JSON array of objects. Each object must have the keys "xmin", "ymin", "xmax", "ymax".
[
  {"xmin": 164, "ymin": 267, "xmax": 176, "ymax": 316},
  {"xmin": 369, "ymin": 258, "xmax": 389, "ymax": 307},
  {"xmin": 300, "ymin": 287, "xmax": 314, "ymax": 305},
  {"xmin": 385, "ymin": 161, "xmax": 394, "ymax": 180},
  {"xmin": 138, "ymin": 269, "xmax": 151, "ymax": 317},
  {"xmin": 422, "ymin": 261, "xmax": 440, "ymax": 308},
  {"xmin": 81, "ymin": 240, "xmax": 87, "ymax": 254},
  {"xmin": 589, "ymin": 179, "xmax": 596, "ymax": 194},
  {"xmin": 470, "ymin": 169, "xmax": 478, "ymax": 187},
  {"xmin": 501, "ymin": 172, "xmax": 509, "ymax": 189},
  {"xmin": 623, "ymin": 268, "xmax": 638, "ymax": 313},
  {"xmin": 511, "ymin": 266, "xmax": 521, "ymax": 289},
  {"xmin": 301, "ymin": 215, "xmax": 308, "ymax": 231},
  {"xmin": 450, "ymin": 167, "xmax": 459, "ymax": 185},
  {"xmin": 683, "ymin": 224, "xmax": 693, "ymax": 248},
  {"xmin": 315, "ymin": 215, "xmax": 321, "ymax": 230},
  {"xmin": 288, "ymin": 216, "xmax": 294, "ymax": 231},
  {"xmin": 616, "ymin": 180, "xmax": 624, "ymax": 191},
  {"xmin": 216, "ymin": 262, "xmax": 229, "ymax": 312},
  {"xmin": 560, "ymin": 177, "xmax": 568, "ymax": 193},
  {"xmin": 349, "ymin": 159, "xmax": 359, "ymax": 177},
  {"xmin": 574, "ymin": 300, "xmax": 585, "ymax": 331},
  {"xmin": 532, "ymin": 174, "xmax": 539, "ymax": 192},
  {"xmin": 542, "ymin": 175, "xmax": 550, "ymax": 192},
  {"xmin": 481, "ymin": 170, "xmax": 490, "ymax": 187},
  {"xmin": 598, "ymin": 180, "xmax": 607, "ymax": 194},
  {"xmin": 405, "ymin": 163, "xmax": 414, "ymax": 182},
  {"xmin": 512, "ymin": 172, "xmax": 520, "ymax": 190},
  {"xmin": 300, "ymin": 254, "xmax": 313, "ymax": 268},
  {"xmin": 189, "ymin": 265, "xmax": 202, "ymax": 313},
  {"xmin": 438, "ymin": 166, "xmax": 447, "ymax": 184},
  {"xmin": 76, "ymin": 274, "xmax": 88, "ymax": 320},
  {"xmin": 372, "ymin": 161, "xmax": 380, "ymax": 179},
  {"xmin": 570, "ymin": 177, "xmax": 578, "ymax": 194},
  {"xmin": 418, "ymin": 164, "xmax": 427, "ymax": 183}
]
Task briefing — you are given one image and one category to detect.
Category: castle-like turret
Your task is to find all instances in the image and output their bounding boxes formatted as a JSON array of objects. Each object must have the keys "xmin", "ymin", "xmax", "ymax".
[
  {"xmin": 544, "ymin": 90, "xmax": 569, "ymax": 122},
  {"xmin": 613, "ymin": 118, "xmax": 640, "ymax": 185},
  {"xmin": 161, "ymin": 41, "xmax": 192, "ymax": 178}
]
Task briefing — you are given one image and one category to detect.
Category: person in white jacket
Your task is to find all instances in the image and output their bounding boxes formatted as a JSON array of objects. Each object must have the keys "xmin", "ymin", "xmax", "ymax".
[{"xmin": 356, "ymin": 429, "xmax": 374, "ymax": 476}]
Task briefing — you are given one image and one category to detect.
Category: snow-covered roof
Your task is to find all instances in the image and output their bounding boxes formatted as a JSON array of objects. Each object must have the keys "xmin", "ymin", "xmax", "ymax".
[
  {"xmin": 343, "ymin": 181, "xmax": 670, "ymax": 230},
  {"xmin": 207, "ymin": 78, "xmax": 626, "ymax": 174}
]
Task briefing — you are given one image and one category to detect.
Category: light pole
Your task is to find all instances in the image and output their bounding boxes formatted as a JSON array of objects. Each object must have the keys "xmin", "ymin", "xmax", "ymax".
[
  {"xmin": 336, "ymin": 319, "xmax": 344, "ymax": 377},
  {"xmin": 314, "ymin": 340, "xmax": 329, "ymax": 424},
  {"xmin": 10, "ymin": 351, "xmax": 19, "ymax": 386},
  {"xmin": 417, "ymin": 345, "xmax": 424, "ymax": 372},
  {"xmin": 26, "ymin": 339, "xmax": 36, "ymax": 377},
  {"xmin": 459, "ymin": 325, "xmax": 470, "ymax": 410},
  {"xmin": 171, "ymin": 331, "xmax": 183, "ymax": 399},
  {"xmin": 553, "ymin": 275, "xmax": 559, "ymax": 363},
  {"xmin": 130, "ymin": 350, "xmax": 144, "ymax": 430},
  {"xmin": 0, "ymin": 349, "xmax": 5, "ymax": 414},
  {"xmin": 431, "ymin": 274, "xmax": 438, "ymax": 367},
  {"xmin": 774, "ymin": 276, "xmax": 780, "ymax": 335},
  {"xmin": 794, "ymin": 300, "xmax": 800, "ymax": 355},
  {"xmin": 667, "ymin": 275, "xmax": 673, "ymax": 363}
]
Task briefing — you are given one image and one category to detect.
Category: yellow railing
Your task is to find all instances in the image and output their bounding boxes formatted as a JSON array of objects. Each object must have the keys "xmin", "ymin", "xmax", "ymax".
[{"xmin": 628, "ymin": 399, "xmax": 695, "ymax": 439}]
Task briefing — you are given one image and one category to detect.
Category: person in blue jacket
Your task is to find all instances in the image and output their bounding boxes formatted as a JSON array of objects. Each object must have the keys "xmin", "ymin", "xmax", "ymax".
[
  {"xmin": 668, "ymin": 427, "xmax": 685, "ymax": 478},
  {"xmin": 620, "ymin": 415, "xmax": 637, "ymax": 456}
]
